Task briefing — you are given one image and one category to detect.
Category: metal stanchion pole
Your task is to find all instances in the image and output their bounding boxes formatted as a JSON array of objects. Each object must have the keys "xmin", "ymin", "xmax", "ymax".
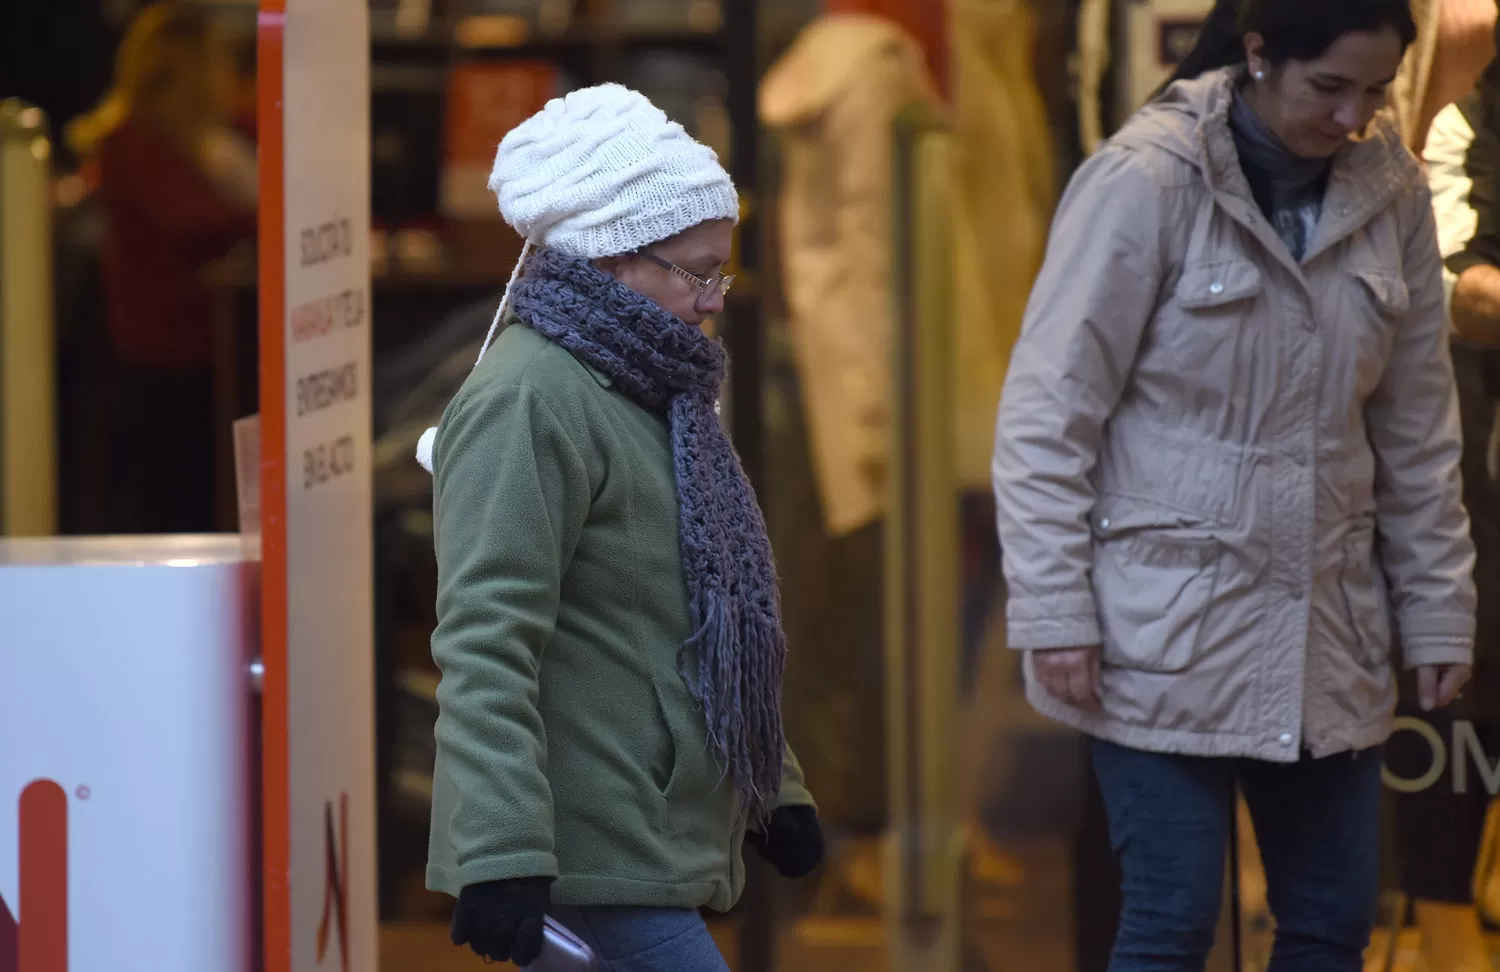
[
  {"xmin": 0, "ymin": 99, "xmax": 58, "ymax": 536},
  {"xmin": 718, "ymin": 2, "xmax": 775, "ymax": 971},
  {"xmin": 885, "ymin": 103, "xmax": 963, "ymax": 972}
]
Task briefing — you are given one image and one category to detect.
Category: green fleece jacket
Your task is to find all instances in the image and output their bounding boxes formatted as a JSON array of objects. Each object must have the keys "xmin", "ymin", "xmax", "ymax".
[{"xmin": 426, "ymin": 322, "xmax": 813, "ymax": 912}]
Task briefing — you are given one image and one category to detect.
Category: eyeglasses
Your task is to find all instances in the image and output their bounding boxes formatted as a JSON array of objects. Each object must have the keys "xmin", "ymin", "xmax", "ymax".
[{"xmin": 637, "ymin": 249, "xmax": 735, "ymax": 302}]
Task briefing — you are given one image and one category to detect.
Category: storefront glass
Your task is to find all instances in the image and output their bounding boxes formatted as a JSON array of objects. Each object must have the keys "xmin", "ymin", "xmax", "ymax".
[
  {"xmin": 751, "ymin": 2, "xmax": 1115, "ymax": 968},
  {"xmin": 32, "ymin": 0, "xmax": 1500, "ymax": 969}
]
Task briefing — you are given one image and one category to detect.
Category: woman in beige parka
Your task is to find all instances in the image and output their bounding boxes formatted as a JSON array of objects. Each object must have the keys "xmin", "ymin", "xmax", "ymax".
[{"xmin": 992, "ymin": 0, "xmax": 1476, "ymax": 968}]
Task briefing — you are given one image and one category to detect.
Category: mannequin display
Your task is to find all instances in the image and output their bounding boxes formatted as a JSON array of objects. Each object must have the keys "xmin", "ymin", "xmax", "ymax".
[
  {"xmin": 759, "ymin": 10, "xmax": 940, "ymax": 855},
  {"xmin": 761, "ymin": 12, "xmax": 940, "ymax": 542},
  {"xmin": 1401, "ymin": 36, "xmax": 1500, "ymax": 971},
  {"xmin": 760, "ymin": 0, "xmax": 1055, "ymax": 911}
]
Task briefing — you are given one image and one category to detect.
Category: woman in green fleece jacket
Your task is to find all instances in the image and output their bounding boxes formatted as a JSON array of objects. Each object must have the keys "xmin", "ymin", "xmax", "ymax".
[{"xmin": 419, "ymin": 84, "xmax": 822, "ymax": 970}]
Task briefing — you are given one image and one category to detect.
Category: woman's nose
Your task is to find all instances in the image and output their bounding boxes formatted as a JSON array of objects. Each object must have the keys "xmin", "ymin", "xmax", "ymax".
[
  {"xmin": 698, "ymin": 289, "xmax": 726, "ymax": 315},
  {"xmin": 1333, "ymin": 99, "xmax": 1367, "ymax": 133}
]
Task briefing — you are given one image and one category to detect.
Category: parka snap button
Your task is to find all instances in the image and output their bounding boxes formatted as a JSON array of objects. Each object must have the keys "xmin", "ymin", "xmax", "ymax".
[
  {"xmin": 1209, "ymin": 281, "xmax": 1224, "ymax": 295},
  {"xmin": 1279, "ymin": 733, "xmax": 1294, "ymax": 746},
  {"xmin": 1099, "ymin": 517, "xmax": 1111, "ymax": 530}
]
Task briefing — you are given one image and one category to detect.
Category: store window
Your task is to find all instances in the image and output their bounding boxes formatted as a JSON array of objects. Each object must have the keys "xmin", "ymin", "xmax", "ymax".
[
  {"xmin": 754, "ymin": 1, "xmax": 1115, "ymax": 969},
  {"xmin": 32, "ymin": 0, "xmax": 1480, "ymax": 969}
]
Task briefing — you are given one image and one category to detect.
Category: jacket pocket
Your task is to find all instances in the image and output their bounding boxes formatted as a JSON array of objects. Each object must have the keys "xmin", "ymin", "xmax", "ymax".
[
  {"xmin": 1345, "ymin": 267, "xmax": 1409, "ymax": 398},
  {"xmin": 1158, "ymin": 259, "xmax": 1262, "ymax": 375},
  {"xmin": 1091, "ymin": 508, "xmax": 1221, "ymax": 674},
  {"xmin": 649, "ymin": 678, "xmax": 683, "ymax": 800},
  {"xmin": 1339, "ymin": 529, "xmax": 1394, "ymax": 670},
  {"xmin": 1350, "ymin": 267, "xmax": 1411, "ymax": 319},
  {"xmin": 1175, "ymin": 259, "xmax": 1262, "ymax": 310}
]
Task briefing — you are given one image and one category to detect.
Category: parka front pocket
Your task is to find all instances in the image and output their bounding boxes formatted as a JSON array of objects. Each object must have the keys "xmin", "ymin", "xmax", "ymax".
[
  {"xmin": 649, "ymin": 675, "xmax": 723, "ymax": 835},
  {"xmin": 1092, "ymin": 523, "xmax": 1221, "ymax": 674},
  {"xmin": 1155, "ymin": 259, "xmax": 1262, "ymax": 376},
  {"xmin": 1344, "ymin": 268, "xmax": 1408, "ymax": 395},
  {"xmin": 1175, "ymin": 260, "xmax": 1263, "ymax": 310},
  {"xmin": 1339, "ymin": 530, "xmax": 1393, "ymax": 670},
  {"xmin": 649, "ymin": 678, "xmax": 683, "ymax": 800},
  {"xmin": 1350, "ymin": 267, "xmax": 1410, "ymax": 320}
]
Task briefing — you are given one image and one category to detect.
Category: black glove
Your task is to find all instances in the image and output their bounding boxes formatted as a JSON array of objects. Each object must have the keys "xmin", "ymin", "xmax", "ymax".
[
  {"xmin": 747, "ymin": 805, "xmax": 825, "ymax": 878},
  {"xmin": 451, "ymin": 877, "xmax": 551, "ymax": 966}
]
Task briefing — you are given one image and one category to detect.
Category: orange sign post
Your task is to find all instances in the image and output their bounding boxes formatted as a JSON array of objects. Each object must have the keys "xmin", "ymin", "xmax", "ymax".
[{"xmin": 258, "ymin": 1, "xmax": 378, "ymax": 971}]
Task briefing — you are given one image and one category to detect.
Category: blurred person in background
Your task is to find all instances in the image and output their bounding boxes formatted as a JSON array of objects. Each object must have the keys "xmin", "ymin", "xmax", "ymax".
[
  {"xmin": 68, "ymin": 1, "xmax": 255, "ymax": 534},
  {"xmin": 993, "ymin": 1, "xmax": 1476, "ymax": 968},
  {"xmin": 1391, "ymin": 0, "xmax": 1496, "ymax": 150},
  {"xmin": 418, "ymin": 84, "xmax": 821, "ymax": 970}
]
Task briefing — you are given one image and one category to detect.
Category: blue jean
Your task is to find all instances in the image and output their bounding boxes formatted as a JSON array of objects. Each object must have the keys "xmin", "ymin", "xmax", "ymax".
[
  {"xmin": 542, "ymin": 906, "xmax": 729, "ymax": 972},
  {"xmin": 1091, "ymin": 740, "xmax": 1383, "ymax": 972}
]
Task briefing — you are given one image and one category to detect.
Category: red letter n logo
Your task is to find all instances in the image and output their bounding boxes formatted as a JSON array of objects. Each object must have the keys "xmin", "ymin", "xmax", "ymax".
[
  {"xmin": 316, "ymin": 793, "xmax": 348, "ymax": 972},
  {"xmin": 0, "ymin": 780, "xmax": 67, "ymax": 972}
]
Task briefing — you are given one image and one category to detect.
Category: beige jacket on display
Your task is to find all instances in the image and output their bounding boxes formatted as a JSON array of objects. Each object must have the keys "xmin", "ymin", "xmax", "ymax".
[
  {"xmin": 993, "ymin": 68, "xmax": 1476, "ymax": 762},
  {"xmin": 762, "ymin": 6, "xmax": 1054, "ymax": 537},
  {"xmin": 761, "ymin": 14, "xmax": 942, "ymax": 537}
]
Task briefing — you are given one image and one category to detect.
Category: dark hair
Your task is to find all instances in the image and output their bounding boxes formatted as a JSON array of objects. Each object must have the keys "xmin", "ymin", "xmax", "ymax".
[{"xmin": 1163, "ymin": 0, "xmax": 1418, "ymax": 89}]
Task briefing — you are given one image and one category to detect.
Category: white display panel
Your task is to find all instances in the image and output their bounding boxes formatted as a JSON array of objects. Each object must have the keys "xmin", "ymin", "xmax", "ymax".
[{"xmin": 0, "ymin": 536, "xmax": 256, "ymax": 972}]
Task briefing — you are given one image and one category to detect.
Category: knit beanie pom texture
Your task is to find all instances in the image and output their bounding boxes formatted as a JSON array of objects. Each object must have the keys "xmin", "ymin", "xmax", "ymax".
[{"xmin": 489, "ymin": 83, "xmax": 739, "ymax": 258}]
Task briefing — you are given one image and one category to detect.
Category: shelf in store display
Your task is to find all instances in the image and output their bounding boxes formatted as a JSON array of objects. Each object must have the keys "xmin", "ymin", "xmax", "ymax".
[
  {"xmin": 614, "ymin": 0, "xmax": 723, "ymax": 32},
  {"xmin": 456, "ymin": 0, "xmax": 724, "ymax": 32},
  {"xmin": 371, "ymin": 19, "xmax": 723, "ymax": 60},
  {"xmin": 461, "ymin": 24, "xmax": 724, "ymax": 58}
]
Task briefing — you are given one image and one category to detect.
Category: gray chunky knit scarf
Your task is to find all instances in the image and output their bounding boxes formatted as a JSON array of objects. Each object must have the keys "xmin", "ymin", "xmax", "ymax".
[{"xmin": 509, "ymin": 246, "xmax": 787, "ymax": 822}]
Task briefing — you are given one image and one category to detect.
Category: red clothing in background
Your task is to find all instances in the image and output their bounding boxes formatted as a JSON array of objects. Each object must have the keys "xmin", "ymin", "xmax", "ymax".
[{"xmin": 97, "ymin": 116, "xmax": 255, "ymax": 370}]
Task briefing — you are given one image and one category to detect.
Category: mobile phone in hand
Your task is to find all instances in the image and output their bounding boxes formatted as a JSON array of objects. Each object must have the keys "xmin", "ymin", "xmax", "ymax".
[{"xmin": 525, "ymin": 916, "xmax": 597, "ymax": 971}]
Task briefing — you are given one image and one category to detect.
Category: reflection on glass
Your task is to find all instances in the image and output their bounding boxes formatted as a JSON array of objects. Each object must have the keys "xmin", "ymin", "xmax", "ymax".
[{"xmin": 758, "ymin": 1, "xmax": 1081, "ymax": 968}]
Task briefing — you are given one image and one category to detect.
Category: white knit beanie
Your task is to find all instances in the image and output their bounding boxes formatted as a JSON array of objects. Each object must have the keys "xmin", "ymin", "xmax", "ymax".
[
  {"xmin": 415, "ymin": 83, "xmax": 738, "ymax": 472},
  {"xmin": 492, "ymin": 83, "xmax": 739, "ymax": 258}
]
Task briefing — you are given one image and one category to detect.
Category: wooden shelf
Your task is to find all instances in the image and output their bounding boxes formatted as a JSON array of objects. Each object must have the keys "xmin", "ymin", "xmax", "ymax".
[{"xmin": 371, "ymin": 23, "xmax": 722, "ymax": 60}]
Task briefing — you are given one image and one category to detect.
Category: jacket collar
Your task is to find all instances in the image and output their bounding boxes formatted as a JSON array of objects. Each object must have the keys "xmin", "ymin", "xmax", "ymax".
[
  {"xmin": 503, "ymin": 310, "xmax": 615, "ymax": 389},
  {"xmin": 1122, "ymin": 68, "xmax": 1421, "ymax": 272}
]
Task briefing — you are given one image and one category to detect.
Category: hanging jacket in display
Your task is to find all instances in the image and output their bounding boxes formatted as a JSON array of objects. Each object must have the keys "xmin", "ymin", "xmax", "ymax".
[
  {"xmin": 760, "ymin": 13, "xmax": 942, "ymax": 537},
  {"xmin": 761, "ymin": 5, "xmax": 1055, "ymax": 537}
]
